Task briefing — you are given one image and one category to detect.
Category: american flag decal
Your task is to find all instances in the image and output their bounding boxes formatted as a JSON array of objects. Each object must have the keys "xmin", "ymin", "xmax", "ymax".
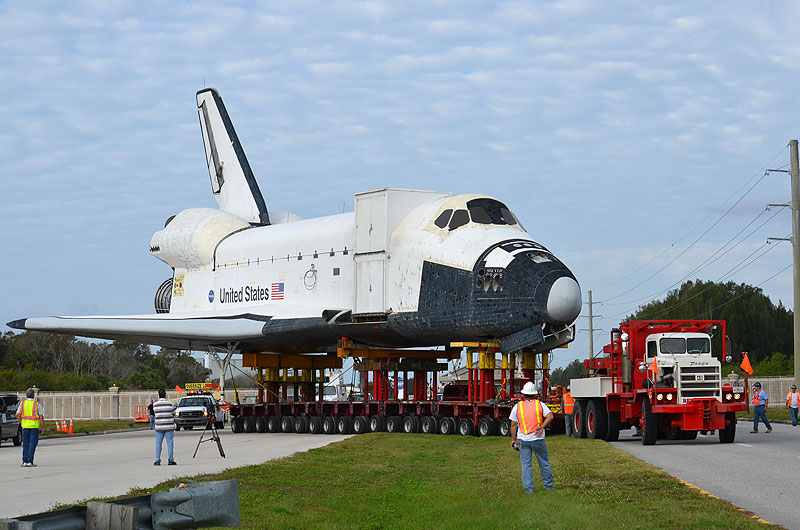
[{"xmin": 271, "ymin": 282, "xmax": 285, "ymax": 300}]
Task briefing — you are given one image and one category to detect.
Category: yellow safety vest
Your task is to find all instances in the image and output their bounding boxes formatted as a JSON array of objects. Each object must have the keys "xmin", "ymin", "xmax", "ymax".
[
  {"xmin": 20, "ymin": 400, "xmax": 40, "ymax": 429},
  {"xmin": 517, "ymin": 400, "xmax": 544, "ymax": 434}
]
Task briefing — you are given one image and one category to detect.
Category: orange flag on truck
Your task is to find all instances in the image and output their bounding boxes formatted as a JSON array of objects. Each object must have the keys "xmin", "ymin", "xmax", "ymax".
[
  {"xmin": 650, "ymin": 356, "xmax": 658, "ymax": 377},
  {"xmin": 740, "ymin": 353, "xmax": 753, "ymax": 375}
]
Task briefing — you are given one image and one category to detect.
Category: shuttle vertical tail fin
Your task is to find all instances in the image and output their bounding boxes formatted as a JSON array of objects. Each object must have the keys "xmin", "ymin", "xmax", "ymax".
[{"xmin": 196, "ymin": 88, "xmax": 270, "ymax": 225}]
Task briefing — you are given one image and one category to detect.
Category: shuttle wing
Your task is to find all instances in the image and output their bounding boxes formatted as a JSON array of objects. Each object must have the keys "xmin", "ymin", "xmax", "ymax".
[
  {"xmin": 196, "ymin": 88, "xmax": 270, "ymax": 225},
  {"xmin": 7, "ymin": 304, "xmax": 350, "ymax": 353}
]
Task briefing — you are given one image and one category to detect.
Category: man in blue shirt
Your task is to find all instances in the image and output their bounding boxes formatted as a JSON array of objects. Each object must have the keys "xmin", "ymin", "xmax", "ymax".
[{"xmin": 750, "ymin": 381, "xmax": 772, "ymax": 433}]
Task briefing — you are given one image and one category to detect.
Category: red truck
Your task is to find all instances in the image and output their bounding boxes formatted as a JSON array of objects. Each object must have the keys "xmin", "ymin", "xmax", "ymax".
[{"xmin": 569, "ymin": 320, "xmax": 747, "ymax": 445}]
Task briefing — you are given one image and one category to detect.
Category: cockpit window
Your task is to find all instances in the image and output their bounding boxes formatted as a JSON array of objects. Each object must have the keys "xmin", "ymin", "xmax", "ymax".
[
  {"xmin": 449, "ymin": 209, "xmax": 470, "ymax": 230},
  {"xmin": 466, "ymin": 198, "xmax": 518, "ymax": 226},
  {"xmin": 434, "ymin": 209, "xmax": 453, "ymax": 228}
]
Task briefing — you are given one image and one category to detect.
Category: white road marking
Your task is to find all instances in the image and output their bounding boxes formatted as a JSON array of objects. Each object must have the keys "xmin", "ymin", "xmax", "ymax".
[{"xmin": 736, "ymin": 443, "xmax": 754, "ymax": 447}]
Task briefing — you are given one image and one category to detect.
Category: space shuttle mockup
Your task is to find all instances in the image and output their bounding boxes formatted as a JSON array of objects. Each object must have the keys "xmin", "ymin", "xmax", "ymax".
[{"xmin": 8, "ymin": 88, "xmax": 581, "ymax": 356}]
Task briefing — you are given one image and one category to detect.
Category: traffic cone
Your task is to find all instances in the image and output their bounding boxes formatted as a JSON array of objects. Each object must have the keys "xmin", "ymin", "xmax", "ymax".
[
  {"xmin": 68, "ymin": 418, "xmax": 74, "ymax": 434},
  {"xmin": 56, "ymin": 420, "xmax": 62, "ymax": 432}
]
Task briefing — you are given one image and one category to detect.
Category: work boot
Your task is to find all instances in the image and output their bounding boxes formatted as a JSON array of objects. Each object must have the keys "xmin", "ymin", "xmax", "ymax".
[
  {"xmin": 766, "ymin": 429, "xmax": 772, "ymax": 433},
  {"xmin": 750, "ymin": 430, "xmax": 758, "ymax": 433}
]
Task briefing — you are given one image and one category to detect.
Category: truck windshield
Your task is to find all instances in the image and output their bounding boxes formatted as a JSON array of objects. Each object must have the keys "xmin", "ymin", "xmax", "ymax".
[
  {"xmin": 179, "ymin": 398, "xmax": 209, "ymax": 407},
  {"xmin": 659, "ymin": 337, "xmax": 711, "ymax": 354}
]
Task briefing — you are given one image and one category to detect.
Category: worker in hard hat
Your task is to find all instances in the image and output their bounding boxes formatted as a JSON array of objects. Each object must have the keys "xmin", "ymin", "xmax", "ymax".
[
  {"xmin": 562, "ymin": 385, "xmax": 574, "ymax": 437},
  {"xmin": 509, "ymin": 381, "xmax": 554, "ymax": 493}
]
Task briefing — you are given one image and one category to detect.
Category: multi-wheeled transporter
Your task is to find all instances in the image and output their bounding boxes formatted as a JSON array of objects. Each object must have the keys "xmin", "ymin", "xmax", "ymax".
[{"xmin": 570, "ymin": 320, "xmax": 747, "ymax": 445}]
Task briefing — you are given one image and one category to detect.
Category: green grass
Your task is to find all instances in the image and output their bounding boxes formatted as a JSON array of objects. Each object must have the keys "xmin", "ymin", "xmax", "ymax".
[
  {"xmin": 118, "ymin": 434, "xmax": 773, "ymax": 530},
  {"xmin": 736, "ymin": 408, "xmax": 792, "ymax": 422},
  {"xmin": 41, "ymin": 419, "xmax": 145, "ymax": 436}
]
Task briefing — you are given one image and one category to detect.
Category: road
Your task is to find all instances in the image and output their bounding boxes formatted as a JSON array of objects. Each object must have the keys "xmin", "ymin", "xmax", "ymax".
[
  {"xmin": 0, "ymin": 427, "xmax": 351, "ymax": 519},
  {"xmin": 611, "ymin": 420, "xmax": 799, "ymax": 529}
]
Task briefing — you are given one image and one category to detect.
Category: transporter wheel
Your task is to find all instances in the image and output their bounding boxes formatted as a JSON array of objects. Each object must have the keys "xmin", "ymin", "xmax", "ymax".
[
  {"xmin": 13, "ymin": 427, "xmax": 22, "ymax": 446},
  {"xmin": 421, "ymin": 416, "xmax": 439, "ymax": 434},
  {"xmin": 281, "ymin": 415, "xmax": 295, "ymax": 433},
  {"xmin": 243, "ymin": 417, "xmax": 256, "ymax": 433},
  {"xmin": 572, "ymin": 400, "xmax": 588, "ymax": 439},
  {"xmin": 323, "ymin": 416, "xmax": 337, "ymax": 434},
  {"xmin": 478, "ymin": 418, "xmax": 497, "ymax": 437},
  {"xmin": 255, "ymin": 416, "xmax": 267, "ymax": 433},
  {"xmin": 446, "ymin": 417, "xmax": 458, "ymax": 435},
  {"xmin": 309, "ymin": 416, "xmax": 323, "ymax": 434},
  {"xmin": 295, "ymin": 416, "xmax": 309, "ymax": 434},
  {"xmin": 719, "ymin": 412, "xmax": 736, "ymax": 444},
  {"xmin": 586, "ymin": 399, "xmax": 608, "ymax": 440},
  {"xmin": 606, "ymin": 410, "xmax": 620, "ymax": 442},
  {"xmin": 337, "ymin": 416, "xmax": 353, "ymax": 434},
  {"xmin": 641, "ymin": 399, "xmax": 658, "ymax": 446},
  {"xmin": 368, "ymin": 415, "xmax": 386, "ymax": 433},
  {"xmin": 231, "ymin": 416, "xmax": 244, "ymax": 433},
  {"xmin": 402, "ymin": 416, "xmax": 419, "ymax": 434},
  {"xmin": 267, "ymin": 416, "xmax": 281, "ymax": 433},
  {"xmin": 386, "ymin": 415, "xmax": 403, "ymax": 433},
  {"xmin": 439, "ymin": 417, "xmax": 454, "ymax": 435},
  {"xmin": 498, "ymin": 418, "xmax": 512, "ymax": 437},
  {"xmin": 458, "ymin": 418, "xmax": 475, "ymax": 436},
  {"xmin": 352, "ymin": 416, "xmax": 368, "ymax": 434}
]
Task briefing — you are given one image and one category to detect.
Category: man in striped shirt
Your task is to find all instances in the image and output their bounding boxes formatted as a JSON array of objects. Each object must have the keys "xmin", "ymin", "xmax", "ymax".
[{"xmin": 153, "ymin": 388, "xmax": 176, "ymax": 466}]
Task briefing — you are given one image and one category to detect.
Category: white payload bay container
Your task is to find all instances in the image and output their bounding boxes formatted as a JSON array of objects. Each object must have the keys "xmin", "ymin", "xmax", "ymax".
[
  {"xmin": 570, "ymin": 377, "xmax": 613, "ymax": 399},
  {"xmin": 353, "ymin": 188, "xmax": 449, "ymax": 315}
]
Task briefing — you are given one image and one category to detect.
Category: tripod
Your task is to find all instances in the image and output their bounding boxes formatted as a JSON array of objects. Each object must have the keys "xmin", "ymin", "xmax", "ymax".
[{"xmin": 193, "ymin": 418, "xmax": 225, "ymax": 458}]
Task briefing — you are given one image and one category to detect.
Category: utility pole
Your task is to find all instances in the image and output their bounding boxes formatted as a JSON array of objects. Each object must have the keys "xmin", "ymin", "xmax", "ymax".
[
  {"xmin": 580, "ymin": 290, "xmax": 602, "ymax": 359},
  {"xmin": 791, "ymin": 140, "xmax": 800, "ymax": 389}
]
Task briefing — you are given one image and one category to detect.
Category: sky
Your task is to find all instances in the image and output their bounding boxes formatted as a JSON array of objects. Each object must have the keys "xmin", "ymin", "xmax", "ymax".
[{"xmin": 1, "ymin": 0, "xmax": 800, "ymax": 370}]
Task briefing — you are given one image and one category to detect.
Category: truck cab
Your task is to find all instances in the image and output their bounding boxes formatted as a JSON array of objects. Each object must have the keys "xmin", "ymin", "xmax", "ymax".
[{"xmin": 174, "ymin": 393, "xmax": 226, "ymax": 430}]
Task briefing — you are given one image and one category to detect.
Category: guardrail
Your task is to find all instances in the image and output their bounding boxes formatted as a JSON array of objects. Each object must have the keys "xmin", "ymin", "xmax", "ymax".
[{"xmin": 0, "ymin": 480, "xmax": 240, "ymax": 530}]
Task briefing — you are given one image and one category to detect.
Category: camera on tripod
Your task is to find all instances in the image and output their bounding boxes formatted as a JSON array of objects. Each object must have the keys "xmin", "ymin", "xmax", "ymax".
[{"xmin": 193, "ymin": 402, "xmax": 226, "ymax": 459}]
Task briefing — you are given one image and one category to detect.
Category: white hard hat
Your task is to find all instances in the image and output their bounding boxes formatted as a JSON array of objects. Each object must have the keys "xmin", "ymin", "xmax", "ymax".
[{"xmin": 521, "ymin": 382, "xmax": 539, "ymax": 395}]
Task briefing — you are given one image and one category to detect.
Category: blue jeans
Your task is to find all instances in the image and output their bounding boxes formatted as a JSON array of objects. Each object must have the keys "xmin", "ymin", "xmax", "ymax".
[
  {"xmin": 22, "ymin": 428, "xmax": 39, "ymax": 464},
  {"xmin": 564, "ymin": 414, "xmax": 573, "ymax": 437},
  {"xmin": 149, "ymin": 415, "xmax": 155, "ymax": 430},
  {"xmin": 790, "ymin": 407, "xmax": 798, "ymax": 425},
  {"xmin": 155, "ymin": 430, "xmax": 174, "ymax": 463},
  {"xmin": 518, "ymin": 439, "xmax": 554, "ymax": 493},
  {"xmin": 753, "ymin": 405, "xmax": 771, "ymax": 431}
]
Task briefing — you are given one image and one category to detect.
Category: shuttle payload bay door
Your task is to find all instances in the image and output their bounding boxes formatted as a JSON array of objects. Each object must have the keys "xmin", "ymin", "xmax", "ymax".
[{"xmin": 354, "ymin": 190, "xmax": 387, "ymax": 314}]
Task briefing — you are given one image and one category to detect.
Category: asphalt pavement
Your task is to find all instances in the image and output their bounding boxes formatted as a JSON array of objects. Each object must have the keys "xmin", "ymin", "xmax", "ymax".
[
  {"xmin": 611, "ymin": 419, "xmax": 799, "ymax": 529},
  {"xmin": 0, "ymin": 427, "xmax": 352, "ymax": 519}
]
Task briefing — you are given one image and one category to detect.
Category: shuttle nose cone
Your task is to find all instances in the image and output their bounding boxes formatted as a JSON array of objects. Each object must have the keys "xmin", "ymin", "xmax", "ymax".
[{"xmin": 546, "ymin": 276, "xmax": 581, "ymax": 324}]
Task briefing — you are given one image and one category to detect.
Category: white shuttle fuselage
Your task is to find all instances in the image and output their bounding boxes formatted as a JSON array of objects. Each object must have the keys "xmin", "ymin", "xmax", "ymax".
[{"xmin": 9, "ymin": 89, "xmax": 581, "ymax": 356}]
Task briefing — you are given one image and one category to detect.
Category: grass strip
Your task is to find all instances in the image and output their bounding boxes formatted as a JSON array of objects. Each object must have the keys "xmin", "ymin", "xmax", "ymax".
[
  {"xmin": 42, "ymin": 419, "xmax": 145, "ymax": 436},
  {"xmin": 124, "ymin": 434, "xmax": 773, "ymax": 530}
]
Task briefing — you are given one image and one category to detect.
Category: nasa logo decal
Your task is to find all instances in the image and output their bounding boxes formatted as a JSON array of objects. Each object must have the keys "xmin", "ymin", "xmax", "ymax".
[{"xmin": 208, "ymin": 290, "xmax": 215, "ymax": 303}]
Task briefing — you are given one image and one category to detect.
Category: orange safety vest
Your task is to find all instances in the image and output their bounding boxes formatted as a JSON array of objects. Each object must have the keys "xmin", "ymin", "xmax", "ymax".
[
  {"xmin": 517, "ymin": 399, "xmax": 544, "ymax": 434},
  {"xmin": 752, "ymin": 390, "xmax": 764, "ymax": 406},
  {"xmin": 788, "ymin": 392, "xmax": 800, "ymax": 406},
  {"xmin": 20, "ymin": 400, "xmax": 40, "ymax": 429},
  {"xmin": 563, "ymin": 393, "xmax": 575, "ymax": 414}
]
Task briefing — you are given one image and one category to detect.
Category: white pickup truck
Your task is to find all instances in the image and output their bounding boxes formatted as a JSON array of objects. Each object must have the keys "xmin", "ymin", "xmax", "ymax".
[{"xmin": 173, "ymin": 394, "xmax": 226, "ymax": 430}]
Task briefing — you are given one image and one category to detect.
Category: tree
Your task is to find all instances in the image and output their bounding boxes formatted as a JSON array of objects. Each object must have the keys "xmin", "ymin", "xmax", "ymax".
[{"xmin": 549, "ymin": 359, "xmax": 584, "ymax": 387}]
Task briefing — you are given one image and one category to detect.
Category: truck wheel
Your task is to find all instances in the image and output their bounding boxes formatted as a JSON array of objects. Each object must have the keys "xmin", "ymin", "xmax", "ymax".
[
  {"xmin": 606, "ymin": 410, "xmax": 620, "ymax": 442},
  {"xmin": 267, "ymin": 416, "xmax": 281, "ymax": 433},
  {"xmin": 478, "ymin": 418, "xmax": 497, "ymax": 436},
  {"xmin": 295, "ymin": 416, "xmax": 309, "ymax": 434},
  {"xmin": 323, "ymin": 416, "xmax": 337, "ymax": 434},
  {"xmin": 586, "ymin": 399, "xmax": 608, "ymax": 440},
  {"xmin": 421, "ymin": 416, "xmax": 438, "ymax": 434},
  {"xmin": 337, "ymin": 416, "xmax": 353, "ymax": 434},
  {"xmin": 231, "ymin": 416, "xmax": 244, "ymax": 433},
  {"xmin": 185, "ymin": 426, "xmax": 194, "ymax": 431},
  {"xmin": 309, "ymin": 416, "xmax": 322, "ymax": 434},
  {"xmin": 255, "ymin": 416, "xmax": 267, "ymax": 433},
  {"xmin": 498, "ymin": 418, "xmax": 512, "ymax": 437},
  {"xmin": 410, "ymin": 415, "xmax": 421, "ymax": 433},
  {"xmin": 243, "ymin": 417, "xmax": 256, "ymax": 433},
  {"xmin": 386, "ymin": 415, "xmax": 403, "ymax": 433},
  {"xmin": 719, "ymin": 412, "xmax": 736, "ymax": 443},
  {"xmin": 281, "ymin": 415, "xmax": 295, "ymax": 433},
  {"xmin": 13, "ymin": 427, "xmax": 22, "ymax": 446},
  {"xmin": 368, "ymin": 415, "xmax": 385, "ymax": 433},
  {"xmin": 641, "ymin": 399, "xmax": 657, "ymax": 445},
  {"xmin": 458, "ymin": 418, "xmax": 475, "ymax": 436},
  {"xmin": 352, "ymin": 416, "xmax": 368, "ymax": 434},
  {"xmin": 572, "ymin": 400, "xmax": 588, "ymax": 439}
]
